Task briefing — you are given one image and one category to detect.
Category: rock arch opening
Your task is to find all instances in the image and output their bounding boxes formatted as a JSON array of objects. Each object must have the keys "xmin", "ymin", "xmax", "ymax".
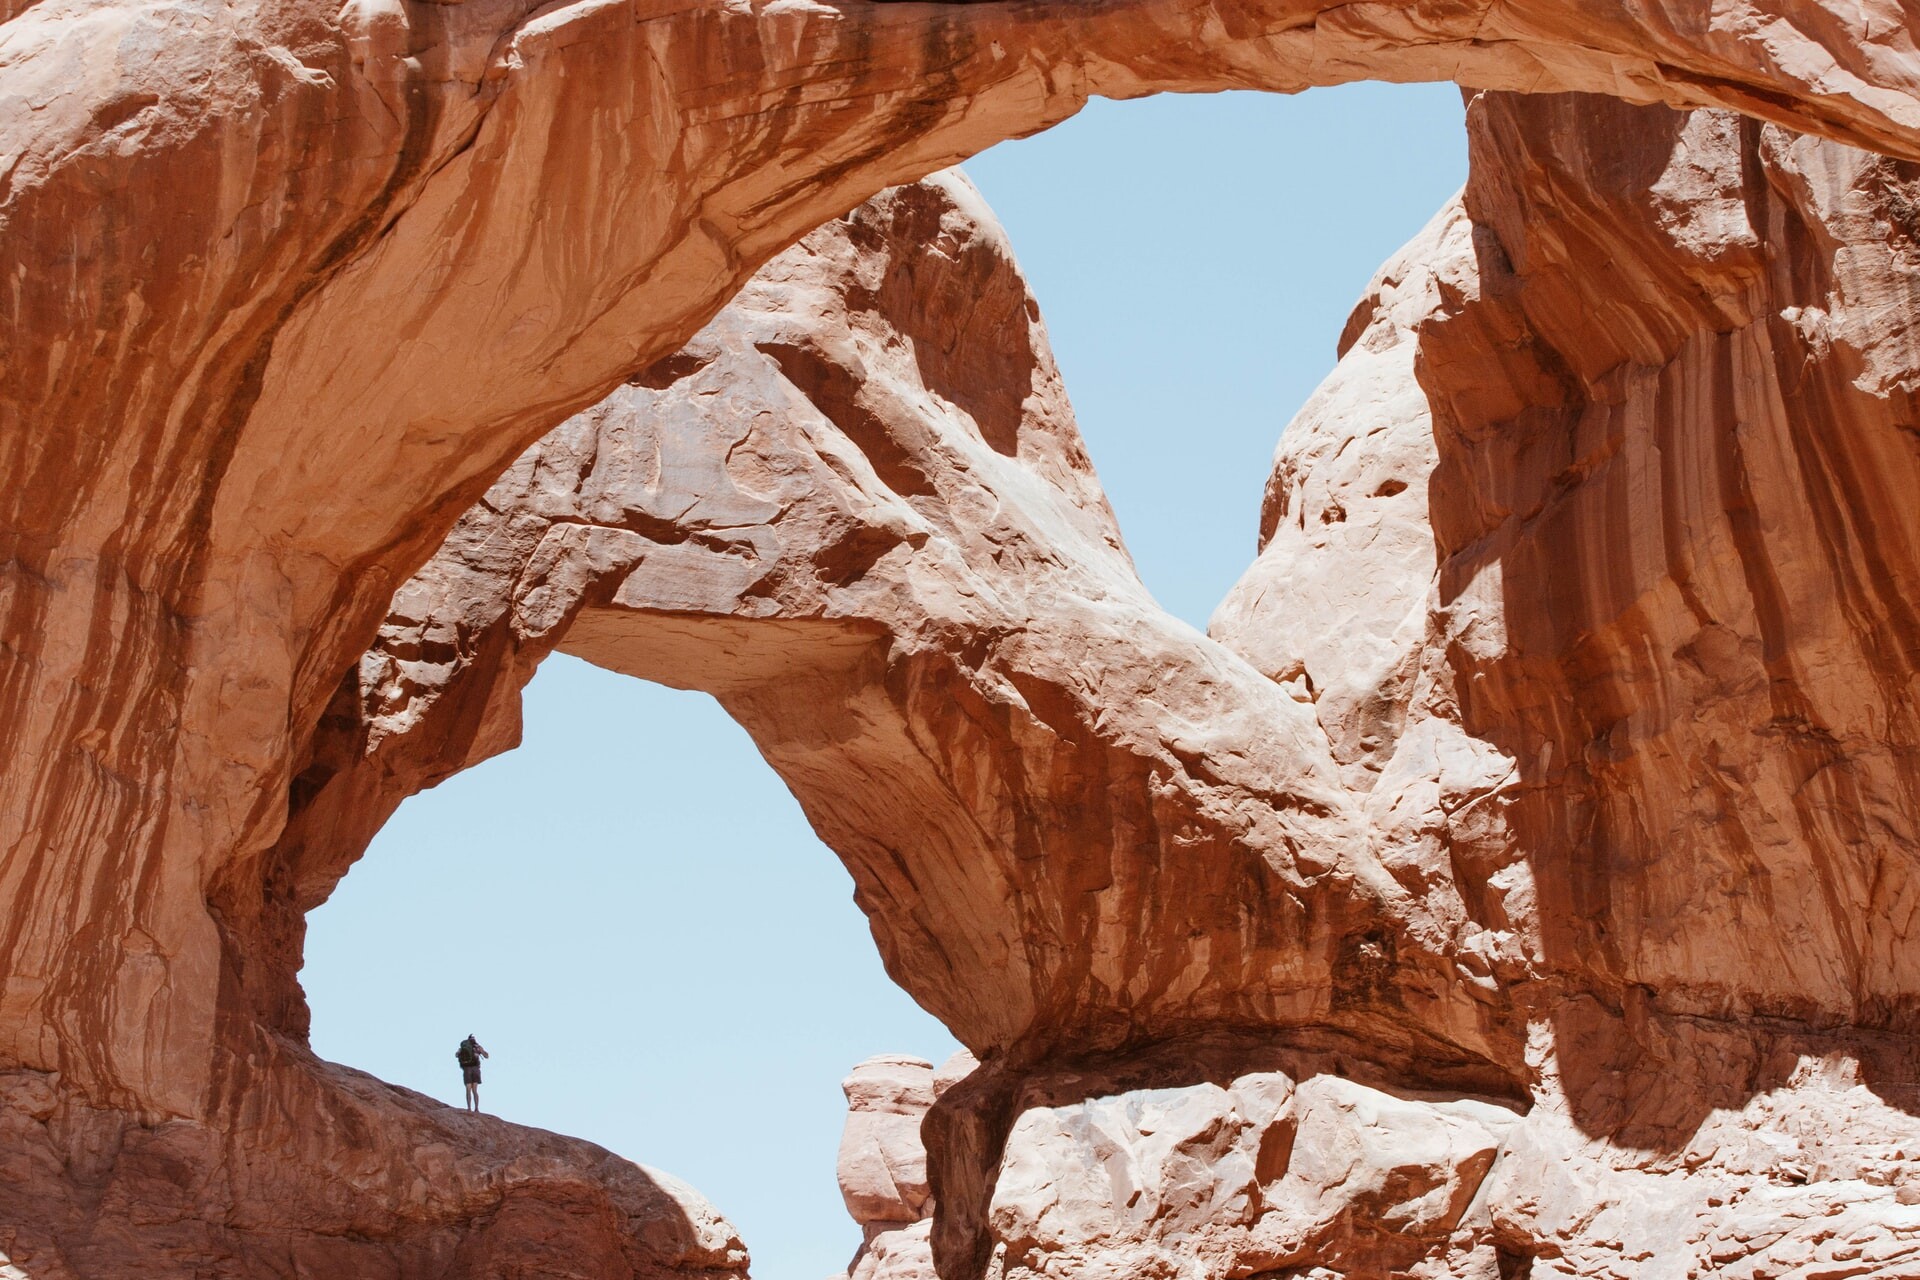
[
  {"xmin": 14, "ymin": 0, "xmax": 1920, "ymax": 1272},
  {"xmin": 260, "ymin": 161, "xmax": 1525, "ymax": 1280},
  {"xmin": 291, "ymin": 84, "xmax": 1476, "ymax": 1278},
  {"xmin": 311, "ymin": 90, "xmax": 1920, "ymax": 1280},
  {"xmin": 302, "ymin": 654, "xmax": 959, "ymax": 1279}
]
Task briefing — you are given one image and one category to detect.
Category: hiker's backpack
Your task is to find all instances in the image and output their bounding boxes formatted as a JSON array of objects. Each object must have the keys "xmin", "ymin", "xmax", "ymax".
[{"xmin": 456, "ymin": 1040, "xmax": 478, "ymax": 1069}]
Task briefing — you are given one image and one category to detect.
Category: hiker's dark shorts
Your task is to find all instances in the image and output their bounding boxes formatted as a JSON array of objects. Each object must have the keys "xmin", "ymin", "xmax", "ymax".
[{"xmin": 463, "ymin": 1065, "xmax": 481, "ymax": 1086}]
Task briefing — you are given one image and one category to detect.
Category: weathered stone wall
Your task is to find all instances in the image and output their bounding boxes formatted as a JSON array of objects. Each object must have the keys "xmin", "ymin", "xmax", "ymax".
[
  {"xmin": 6, "ymin": 0, "xmax": 1920, "ymax": 1124},
  {"xmin": 12, "ymin": 0, "xmax": 1920, "ymax": 1269},
  {"xmin": 258, "ymin": 108, "xmax": 1920, "ymax": 1275},
  {"xmin": 1227, "ymin": 82, "xmax": 1920, "ymax": 1157},
  {"xmin": 1212, "ymin": 88, "xmax": 1920, "ymax": 1276}
]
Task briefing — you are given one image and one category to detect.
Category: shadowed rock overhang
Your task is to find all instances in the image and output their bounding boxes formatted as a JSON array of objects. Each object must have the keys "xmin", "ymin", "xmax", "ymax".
[{"xmin": 10, "ymin": 0, "xmax": 1920, "ymax": 1274}]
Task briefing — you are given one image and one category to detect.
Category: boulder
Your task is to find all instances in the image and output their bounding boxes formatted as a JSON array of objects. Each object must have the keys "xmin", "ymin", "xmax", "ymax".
[
  {"xmin": 986, "ymin": 1071, "xmax": 1518, "ymax": 1280},
  {"xmin": 840, "ymin": 1056, "xmax": 938, "ymax": 1228}
]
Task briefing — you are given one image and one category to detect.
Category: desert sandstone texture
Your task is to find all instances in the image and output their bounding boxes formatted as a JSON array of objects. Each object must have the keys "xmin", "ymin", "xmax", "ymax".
[{"xmin": 10, "ymin": 0, "xmax": 1920, "ymax": 1274}]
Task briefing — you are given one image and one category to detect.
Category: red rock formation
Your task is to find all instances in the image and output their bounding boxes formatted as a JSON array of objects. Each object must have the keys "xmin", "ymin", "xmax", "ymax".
[
  {"xmin": 295, "ymin": 116, "xmax": 1920, "ymax": 1275},
  {"xmin": 13, "ymin": 0, "xmax": 1920, "ymax": 1271},
  {"xmin": 989, "ymin": 1070, "xmax": 1518, "ymax": 1279},
  {"xmin": 826, "ymin": 1045, "xmax": 1525, "ymax": 1280},
  {"xmin": 10, "ymin": 0, "xmax": 1920, "ymax": 1131},
  {"xmin": 830, "ymin": 1052, "xmax": 975, "ymax": 1280},
  {"xmin": 271, "ymin": 172, "xmax": 1389, "ymax": 1070},
  {"xmin": 839, "ymin": 1056, "xmax": 938, "ymax": 1235},
  {"xmin": 280, "ymin": 169, "xmax": 1536, "ymax": 1273},
  {"xmin": 1213, "ymin": 89, "xmax": 1920, "ymax": 1275},
  {"xmin": 0, "ymin": 1052, "xmax": 748, "ymax": 1278}
]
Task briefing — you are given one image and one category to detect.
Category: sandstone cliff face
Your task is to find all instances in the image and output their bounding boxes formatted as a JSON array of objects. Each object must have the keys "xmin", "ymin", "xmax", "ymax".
[
  {"xmin": 1211, "ymin": 90, "xmax": 1920, "ymax": 1275},
  {"xmin": 13, "ymin": 0, "xmax": 1920, "ymax": 1271},
  {"xmin": 10, "ymin": 0, "xmax": 1920, "ymax": 1134},
  {"xmin": 303, "ymin": 115, "xmax": 1920, "ymax": 1278}
]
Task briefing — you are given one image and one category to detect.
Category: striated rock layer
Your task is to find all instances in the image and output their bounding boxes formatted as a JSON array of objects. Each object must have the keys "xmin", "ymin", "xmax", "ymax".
[
  {"xmin": 11, "ymin": 0, "xmax": 1920, "ymax": 1140},
  {"xmin": 12, "ymin": 0, "xmax": 1920, "ymax": 1269},
  {"xmin": 269, "ymin": 110, "xmax": 1920, "ymax": 1276},
  {"xmin": 1210, "ymin": 90, "xmax": 1920, "ymax": 1276}
]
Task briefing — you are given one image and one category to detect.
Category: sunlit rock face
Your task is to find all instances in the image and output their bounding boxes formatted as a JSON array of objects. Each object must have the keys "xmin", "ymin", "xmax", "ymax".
[
  {"xmin": 12, "ymin": 0, "xmax": 1920, "ymax": 1268},
  {"xmin": 1222, "ymin": 92, "xmax": 1920, "ymax": 1071},
  {"xmin": 840, "ymin": 1055, "xmax": 940, "ymax": 1233},
  {"xmin": 329, "ymin": 113, "xmax": 1920, "ymax": 1278},
  {"xmin": 1214, "ymin": 89, "xmax": 1920, "ymax": 1276},
  {"xmin": 829, "ymin": 1051, "xmax": 1523, "ymax": 1280},
  {"xmin": 828, "ymin": 1053, "xmax": 1524, "ymax": 1280},
  {"xmin": 987, "ymin": 1072, "xmax": 1520, "ymax": 1280},
  {"xmin": 9, "ymin": 0, "xmax": 1920, "ymax": 1137},
  {"xmin": 829, "ymin": 1052, "xmax": 977, "ymax": 1280}
]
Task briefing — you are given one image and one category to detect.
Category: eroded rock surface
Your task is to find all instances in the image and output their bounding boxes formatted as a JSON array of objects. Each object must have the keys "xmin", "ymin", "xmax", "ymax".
[
  {"xmin": 12, "ymin": 0, "xmax": 1920, "ymax": 1137},
  {"xmin": 824, "ymin": 1052, "xmax": 1514, "ymax": 1280},
  {"xmin": 1213, "ymin": 88, "xmax": 1920, "ymax": 1277},
  {"xmin": 840, "ymin": 1056, "xmax": 939, "ymax": 1232},
  {"xmin": 313, "ymin": 110, "xmax": 1920, "ymax": 1278},
  {"xmin": 831, "ymin": 1052, "xmax": 977, "ymax": 1280},
  {"xmin": 987, "ymin": 1071, "xmax": 1518, "ymax": 1280},
  {"xmin": 12, "ymin": 0, "xmax": 1920, "ymax": 1269},
  {"xmin": 829, "ymin": 1046, "xmax": 1920, "ymax": 1279},
  {"xmin": 0, "ymin": 1053, "xmax": 747, "ymax": 1279}
]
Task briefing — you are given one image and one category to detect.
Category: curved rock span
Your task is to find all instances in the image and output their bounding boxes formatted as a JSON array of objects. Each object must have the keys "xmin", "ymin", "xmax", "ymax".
[
  {"xmin": 10, "ymin": 0, "xmax": 1920, "ymax": 1272},
  {"xmin": 12, "ymin": 0, "xmax": 1920, "ymax": 1129},
  {"xmin": 150, "ymin": 129, "xmax": 1920, "ymax": 1273}
]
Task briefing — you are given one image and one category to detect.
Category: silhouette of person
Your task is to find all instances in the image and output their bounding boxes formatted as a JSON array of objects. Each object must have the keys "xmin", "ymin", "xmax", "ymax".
[{"xmin": 456, "ymin": 1034, "xmax": 490, "ymax": 1112}]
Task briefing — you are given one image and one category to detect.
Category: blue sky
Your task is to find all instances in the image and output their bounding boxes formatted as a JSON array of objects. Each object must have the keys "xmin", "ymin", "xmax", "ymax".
[{"xmin": 302, "ymin": 82, "xmax": 1467, "ymax": 1280}]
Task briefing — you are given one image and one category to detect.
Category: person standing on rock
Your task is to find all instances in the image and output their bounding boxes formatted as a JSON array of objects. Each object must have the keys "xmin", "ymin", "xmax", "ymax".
[{"xmin": 456, "ymin": 1035, "xmax": 489, "ymax": 1113}]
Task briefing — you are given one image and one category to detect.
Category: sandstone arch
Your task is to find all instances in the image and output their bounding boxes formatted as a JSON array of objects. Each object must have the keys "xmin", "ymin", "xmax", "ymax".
[
  {"xmin": 248, "ymin": 173, "xmax": 1523, "ymax": 1274},
  {"xmin": 12, "ymin": 0, "xmax": 1920, "ymax": 1273},
  {"xmin": 9, "ymin": 0, "xmax": 1920, "ymax": 1123},
  {"xmin": 235, "ymin": 116, "xmax": 1920, "ymax": 1276}
]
